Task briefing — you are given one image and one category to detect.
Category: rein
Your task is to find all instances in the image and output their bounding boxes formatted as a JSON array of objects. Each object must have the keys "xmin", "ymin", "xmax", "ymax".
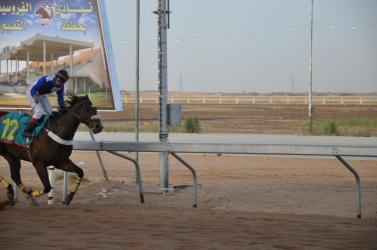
[
  {"xmin": 71, "ymin": 111, "xmax": 101, "ymax": 129},
  {"xmin": 27, "ymin": 99, "xmax": 101, "ymax": 149},
  {"xmin": 43, "ymin": 108, "xmax": 100, "ymax": 145}
]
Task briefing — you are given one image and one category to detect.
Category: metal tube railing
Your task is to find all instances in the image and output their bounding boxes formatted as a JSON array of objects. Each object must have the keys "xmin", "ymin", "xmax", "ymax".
[
  {"xmin": 108, "ymin": 151, "xmax": 145, "ymax": 204},
  {"xmin": 336, "ymin": 156, "xmax": 362, "ymax": 219},
  {"xmin": 170, "ymin": 152, "xmax": 198, "ymax": 208}
]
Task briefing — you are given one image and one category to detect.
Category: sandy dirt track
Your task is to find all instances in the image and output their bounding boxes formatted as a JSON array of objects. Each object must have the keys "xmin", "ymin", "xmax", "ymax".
[{"xmin": 1, "ymin": 152, "xmax": 376, "ymax": 249}]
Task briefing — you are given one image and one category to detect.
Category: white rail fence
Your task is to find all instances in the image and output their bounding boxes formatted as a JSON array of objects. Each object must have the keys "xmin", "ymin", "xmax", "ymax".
[{"xmin": 123, "ymin": 96, "xmax": 377, "ymax": 105}]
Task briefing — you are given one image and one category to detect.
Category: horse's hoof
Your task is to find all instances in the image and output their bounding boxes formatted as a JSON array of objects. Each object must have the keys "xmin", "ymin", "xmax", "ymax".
[
  {"xmin": 0, "ymin": 201, "xmax": 10, "ymax": 210},
  {"xmin": 62, "ymin": 200, "xmax": 71, "ymax": 206},
  {"xmin": 63, "ymin": 199, "xmax": 71, "ymax": 206},
  {"xmin": 29, "ymin": 198, "xmax": 40, "ymax": 207},
  {"xmin": 0, "ymin": 200, "xmax": 17, "ymax": 209},
  {"xmin": 31, "ymin": 201, "xmax": 40, "ymax": 207},
  {"xmin": 7, "ymin": 195, "xmax": 15, "ymax": 204},
  {"xmin": 63, "ymin": 193, "xmax": 74, "ymax": 206}
]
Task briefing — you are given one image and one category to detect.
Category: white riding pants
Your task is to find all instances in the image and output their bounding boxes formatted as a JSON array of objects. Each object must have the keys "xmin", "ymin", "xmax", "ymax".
[{"xmin": 27, "ymin": 89, "xmax": 53, "ymax": 119}]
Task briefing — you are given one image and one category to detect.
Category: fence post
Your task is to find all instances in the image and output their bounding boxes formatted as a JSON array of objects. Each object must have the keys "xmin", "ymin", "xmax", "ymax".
[
  {"xmin": 48, "ymin": 166, "xmax": 55, "ymax": 205},
  {"xmin": 62, "ymin": 171, "xmax": 69, "ymax": 202}
]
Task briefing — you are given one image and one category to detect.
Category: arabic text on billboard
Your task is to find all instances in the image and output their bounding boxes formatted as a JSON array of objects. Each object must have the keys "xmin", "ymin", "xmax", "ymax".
[{"xmin": 0, "ymin": 0, "xmax": 115, "ymax": 109}]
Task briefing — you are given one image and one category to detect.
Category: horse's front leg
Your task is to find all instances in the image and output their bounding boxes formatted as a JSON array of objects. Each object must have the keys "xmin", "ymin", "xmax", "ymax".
[
  {"xmin": 30, "ymin": 162, "xmax": 51, "ymax": 200},
  {"xmin": 54, "ymin": 159, "xmax": 84, "ymax": 205}
]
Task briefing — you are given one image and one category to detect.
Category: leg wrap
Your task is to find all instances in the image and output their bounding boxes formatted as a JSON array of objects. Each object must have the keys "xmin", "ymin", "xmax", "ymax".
[
  {"xmin": 0, "ymin": 177, "xmax": 11, "ymax": 188},
  {"xmin": 18, "ymin": 184, "xmax": 29, "ymax": 194},
  {"xmin": 20, "ymin": 184, "xmax": 47, "ymax": 198},
  {"xmin": 63, "ymin": 177, "xmax": 82, "ymax": 206},
  {"xmin": 1, "ymin": 177, "xmax": 14, "ymax": 202},
  {"xmin": 18, "ymin": 184, "xmax": 39, "ymax": 206},
  {"xmin": 71, "ymin": 177, "xmax": 82, "ymax": 193},
  {"xmin": 31, "ymin": 190, "xmax": 44, "ymax": 198},
  {"xmin": 18, "ymin": 184, "xmax": 36, "ymax": 198}
]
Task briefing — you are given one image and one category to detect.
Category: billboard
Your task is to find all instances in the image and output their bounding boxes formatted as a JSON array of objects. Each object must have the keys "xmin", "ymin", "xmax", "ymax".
[{"xmin": 0, "ymin": 0, "xmax": 122, "ymax": 110}]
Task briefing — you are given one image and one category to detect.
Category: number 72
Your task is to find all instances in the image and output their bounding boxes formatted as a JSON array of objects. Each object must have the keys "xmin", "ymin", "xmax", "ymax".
[{"xmin": 1, "ymin": 118, "xmax": 19, "ymax": 141}]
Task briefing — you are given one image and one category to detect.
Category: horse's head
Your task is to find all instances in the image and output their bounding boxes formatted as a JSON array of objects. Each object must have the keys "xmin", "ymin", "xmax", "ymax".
[
  {"xmin": 66, "ymin": 95, "xmax": 103, "ymax": 134},
  {"xmin": 36, "ymin": 7, "xmax": 51, "ymax": 19}
]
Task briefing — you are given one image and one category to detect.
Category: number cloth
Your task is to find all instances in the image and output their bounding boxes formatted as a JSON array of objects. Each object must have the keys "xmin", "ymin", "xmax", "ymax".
[{"xmin": 0, "ymin": 112, "xmax": 49, "ymax": 146}]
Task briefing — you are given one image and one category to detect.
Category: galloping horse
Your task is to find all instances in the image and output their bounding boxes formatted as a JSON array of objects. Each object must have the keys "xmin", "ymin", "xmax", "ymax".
[{"xmin": 0, "ymin": 95, "xmax": 102, "ymax": 208}]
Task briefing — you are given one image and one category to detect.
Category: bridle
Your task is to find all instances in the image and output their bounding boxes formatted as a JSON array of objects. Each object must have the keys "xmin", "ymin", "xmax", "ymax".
[
  {"xmin": 41, "ymin": 103, "xmax": 101, "ymax": 148},
  {"xmin": 71, "ymin": 110, "xmax": 101, "ymax": 129}
]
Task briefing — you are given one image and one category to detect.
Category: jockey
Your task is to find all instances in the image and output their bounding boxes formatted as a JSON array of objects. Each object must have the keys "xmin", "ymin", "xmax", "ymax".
[{"xmin": 23, "ymin": 69, "xmax": 69, "ymax": 137}]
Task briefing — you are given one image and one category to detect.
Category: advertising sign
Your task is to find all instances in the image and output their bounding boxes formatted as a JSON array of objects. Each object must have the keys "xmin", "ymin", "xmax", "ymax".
[{"xmin": 0, "ymin": 0, "xmax": 122, "ymax": 110}]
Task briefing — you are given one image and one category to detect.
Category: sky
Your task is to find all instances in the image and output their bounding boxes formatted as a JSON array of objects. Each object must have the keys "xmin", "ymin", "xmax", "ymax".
[
  {"xmin": 103, "ymin": 0, "xmax": 377, "ymax": 93},
  {"xmin": 1, "ymin": 0, "xmax": 376, "ymax": 93}
]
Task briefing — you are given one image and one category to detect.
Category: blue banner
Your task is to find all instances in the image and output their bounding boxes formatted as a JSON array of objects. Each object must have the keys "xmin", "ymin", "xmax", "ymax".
[{"xmin": 0, "ymin": 0, "xmax": 122, "ymax": 110}]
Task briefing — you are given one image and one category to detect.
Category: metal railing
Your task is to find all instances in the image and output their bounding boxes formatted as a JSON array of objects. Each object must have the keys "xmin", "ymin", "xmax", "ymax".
[
  {"xmin": 123, "ymin": 95, "xmax": 377, "ymax": 105},
  {"xmin": 72, "ymin": 140, "xmax": 377, "ymax": 218}
]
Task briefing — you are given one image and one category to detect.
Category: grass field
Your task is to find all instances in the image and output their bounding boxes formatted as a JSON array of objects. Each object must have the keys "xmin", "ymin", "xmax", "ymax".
[
  {"xmin": 310, "ymin": 117, "xmax": 377, "ymax": 136},
  {"xmin": 98, "ymin": 103, "xmax": 377, "ymax": 137},
  {"xmin": 1, "ymin": 92, "xmax": 376, "ymax": 136}
]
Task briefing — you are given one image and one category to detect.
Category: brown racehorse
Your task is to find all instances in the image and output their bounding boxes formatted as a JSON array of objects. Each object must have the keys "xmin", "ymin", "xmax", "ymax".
[{"xmin": 0, "ymin": 95, "xmax": 102, "ymax": 208}]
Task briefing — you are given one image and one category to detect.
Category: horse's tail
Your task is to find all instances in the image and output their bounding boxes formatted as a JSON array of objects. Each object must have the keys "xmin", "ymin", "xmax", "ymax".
[
  {"xmin": 0, "ymin": 111, "xmax": 9, "ymax": 144},
  {"xmin": 0, "ymin": 112, "xmax": 4, "ymax": 151}
]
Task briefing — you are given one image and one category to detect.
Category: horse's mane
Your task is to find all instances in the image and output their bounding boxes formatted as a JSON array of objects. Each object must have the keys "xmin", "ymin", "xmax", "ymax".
[
  {"xmin": 64, "ymin": 94, "xmax": 90, "ymax": 110},
  {"xmin": 49, "ymin": 94, "xmax": 90, "ymax": 119}
]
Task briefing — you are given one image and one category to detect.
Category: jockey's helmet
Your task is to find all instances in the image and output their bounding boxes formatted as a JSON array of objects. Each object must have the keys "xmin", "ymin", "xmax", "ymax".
[{"xmin": 55, "ymin": 69, "xmax": 69, "ymax": 83}]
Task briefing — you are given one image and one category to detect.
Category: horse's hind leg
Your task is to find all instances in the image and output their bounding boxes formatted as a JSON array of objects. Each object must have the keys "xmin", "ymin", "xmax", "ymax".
[
  {"xmin": 3, "ymin": 154, "xmax": 38, "ymax": 206},
  {"xmin": 0, "ymin": 176, "xmax": 15, "ymax": 208},
  {"xmin": 54, "ymin": 159, "xmax": 83, "ymax": 205},
  {"xmin": 0, "ymin": 176, "xmax": 14, "ymax": 200}
]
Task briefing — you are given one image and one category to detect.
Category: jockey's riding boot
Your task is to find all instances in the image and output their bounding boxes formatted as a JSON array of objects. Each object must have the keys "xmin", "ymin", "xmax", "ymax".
[{"xmin": 23, "ymin": 118, "xmax": 39, "ymax": 137}]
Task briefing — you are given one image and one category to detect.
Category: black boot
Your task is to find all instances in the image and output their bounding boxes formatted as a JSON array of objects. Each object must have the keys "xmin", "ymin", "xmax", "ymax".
[{"xmin": 23, "ymin": 120, "xmax": 38, "ymax": 137}]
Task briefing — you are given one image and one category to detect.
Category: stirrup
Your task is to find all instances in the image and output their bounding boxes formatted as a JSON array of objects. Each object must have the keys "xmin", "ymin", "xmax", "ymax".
[{"xmin": 23, "ymin": 131, "xmax": 33, "ymax": 137}]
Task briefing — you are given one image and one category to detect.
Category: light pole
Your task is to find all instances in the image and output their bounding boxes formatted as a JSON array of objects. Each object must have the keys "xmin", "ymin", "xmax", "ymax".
[
  {"xmin": 309, "ymin": 0, "xmax": 314, "ymax": 131},
  {"xmin": 155, "ymin": 0, "xmax": 170, "ymax": 192},
  {"xmin": 135, "ymin": 0, "xmax": 140, "ymax": 162}
]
